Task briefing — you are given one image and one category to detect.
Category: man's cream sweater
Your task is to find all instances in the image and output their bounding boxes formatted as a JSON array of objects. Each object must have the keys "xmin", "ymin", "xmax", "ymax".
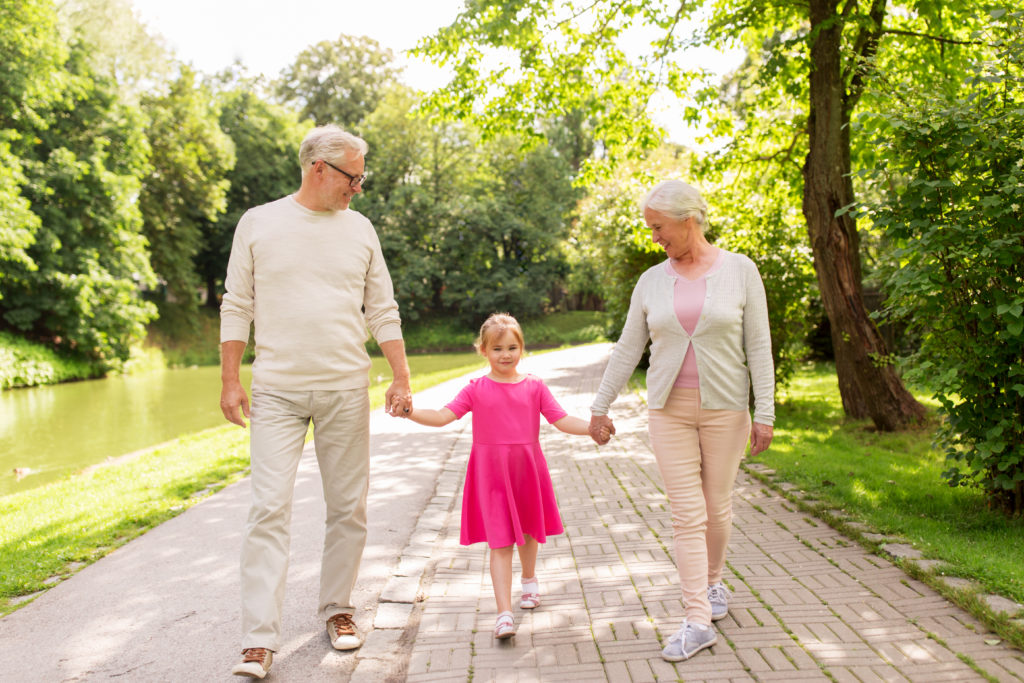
[
  {"xmin": 220, "ymin": 196, "xmax": 403, "ymax": 391},
  {"xmin": 591, "ymin": 251, "xmax": 775, "ymax": 425}
]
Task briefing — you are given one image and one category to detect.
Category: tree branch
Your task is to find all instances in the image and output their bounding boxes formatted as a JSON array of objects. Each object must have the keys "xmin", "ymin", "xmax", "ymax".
[
  {"xmin": 751, "ymin": 125, "xmax": 805, "ymax": 165},
  {"xmin": 845, "ymin": 0, "xmax": 886, "ymax": 112},
  {"xmin": 881, "ymin": 28, "xmax": 987, "ymax": 47}
]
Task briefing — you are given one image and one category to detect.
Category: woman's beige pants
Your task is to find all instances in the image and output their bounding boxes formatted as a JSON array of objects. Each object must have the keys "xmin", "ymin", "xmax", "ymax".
[
  {"xmin": 648, "ymin": 387, "xmax": 750, "ymax": 626},
  {"xmin": 240, "ymin": 388, "xmax": 370, "ymax": 651}
]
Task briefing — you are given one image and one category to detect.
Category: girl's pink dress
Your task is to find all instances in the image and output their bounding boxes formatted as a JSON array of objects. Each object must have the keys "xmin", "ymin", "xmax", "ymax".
[{"xmin": 445, "ymin": 374, "xmax": 566, "ymax": 548}]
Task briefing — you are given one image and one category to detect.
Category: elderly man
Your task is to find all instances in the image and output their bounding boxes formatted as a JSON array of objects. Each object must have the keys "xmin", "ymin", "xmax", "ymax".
[{"xmin": 220, "ymin": 125, "xmax": 411, "ymax": 679}]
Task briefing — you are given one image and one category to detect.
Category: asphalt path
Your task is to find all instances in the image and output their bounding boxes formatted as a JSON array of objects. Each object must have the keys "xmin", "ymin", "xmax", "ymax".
[{"xmin": 0, "ymin": 345, "xmax": 611, "ymax": 681}]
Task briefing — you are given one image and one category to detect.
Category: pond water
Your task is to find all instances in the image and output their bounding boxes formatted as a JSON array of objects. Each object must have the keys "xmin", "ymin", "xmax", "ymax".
[{"xmin": 0, "ymin": 365, "xmax": 253, "ymax": 497}]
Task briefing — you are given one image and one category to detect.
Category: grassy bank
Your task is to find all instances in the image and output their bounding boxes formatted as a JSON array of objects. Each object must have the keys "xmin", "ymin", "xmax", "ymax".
[
  {"xmin": 1, "ymin": 309, "xmax": 610, "ymax": 390},
  {"xmin": 151, "ymin": 308, "xmax": 611, "ymax": 367},
  {"xmin": 0, "ymin": 351, "xmax": 484, "ymax": 616}
]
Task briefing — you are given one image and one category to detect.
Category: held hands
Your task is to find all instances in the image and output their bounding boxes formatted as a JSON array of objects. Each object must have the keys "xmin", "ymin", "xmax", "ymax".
[
  {"xmin": 588, "ymin": 414, "xmax": 616, "ymax": 445},
  {"xmin": 749, "ymin": 422, "xmax": 774, "ymax": 457},
  {"xmin": 385, "ymin": 379, "xmax": 413, "ymax": 418}
]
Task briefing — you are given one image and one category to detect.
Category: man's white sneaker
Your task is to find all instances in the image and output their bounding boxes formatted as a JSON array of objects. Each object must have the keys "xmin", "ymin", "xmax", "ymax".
[
  {"xmin": 231, "ymin": 648, "xmax": 272, "ymax": 678},
  {"xmin": 327, "ymin": 612, "xmax": 364, "ymax": 650}
]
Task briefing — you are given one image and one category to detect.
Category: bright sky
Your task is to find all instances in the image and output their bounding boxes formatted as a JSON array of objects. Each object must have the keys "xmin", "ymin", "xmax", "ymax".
[
  {"xmin": 131, "ymin": 0, "xmax": 465, "ymax": 87},
  {"xmin": 130, "ymin": 0, "xmax": 742, "ymax": 146}
]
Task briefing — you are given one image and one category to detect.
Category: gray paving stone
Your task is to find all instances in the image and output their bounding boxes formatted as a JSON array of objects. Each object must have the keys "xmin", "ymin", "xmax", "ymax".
[
  {"xmin": 979, "ymin": 593, "xmax": 1024, "ymax": 616},
  {"xmin": 881, "ymin": 542, "xmax": 924, "ymax": 559},
  {"xmin": 386, "ymin": 346, "xmax": 1024, "ymax": 682}
]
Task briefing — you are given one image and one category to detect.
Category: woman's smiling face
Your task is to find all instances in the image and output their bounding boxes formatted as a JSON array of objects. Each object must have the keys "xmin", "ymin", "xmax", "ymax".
[{"xmin": 644, "ymin": 207, "xmax": 695, "ymax": 260}]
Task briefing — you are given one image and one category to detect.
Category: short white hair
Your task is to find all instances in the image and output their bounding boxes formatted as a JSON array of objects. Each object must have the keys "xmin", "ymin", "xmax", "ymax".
[
  {"xmin": 640, "ymin": 180, "xmax": 708, "ymax": 230},
  {"xmin": 299, "ymin": 125, "xmax": 368, "ymax": 172}
]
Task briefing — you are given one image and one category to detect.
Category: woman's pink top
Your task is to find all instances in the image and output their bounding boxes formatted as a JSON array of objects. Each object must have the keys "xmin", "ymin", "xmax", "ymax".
[{"xmin": 666, "ymin": 251, "xmax": 725, "ymax": 388}]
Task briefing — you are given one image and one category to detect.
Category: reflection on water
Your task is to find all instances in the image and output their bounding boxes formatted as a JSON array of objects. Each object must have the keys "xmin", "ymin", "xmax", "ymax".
[{"xmin": 0, "ymin": 365, "xmax": 252, "ymax": 496}]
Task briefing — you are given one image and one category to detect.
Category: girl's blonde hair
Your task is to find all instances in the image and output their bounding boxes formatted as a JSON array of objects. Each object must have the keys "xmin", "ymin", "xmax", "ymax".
[{"xmin": 474, "ymin": 313, "xmax": 525, "ymax": 355}]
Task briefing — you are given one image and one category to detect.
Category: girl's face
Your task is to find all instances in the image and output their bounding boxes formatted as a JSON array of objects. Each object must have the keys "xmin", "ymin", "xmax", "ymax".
[{"xmin": 483, "ymin": 328, "xmax": 523, "ymax": 380}]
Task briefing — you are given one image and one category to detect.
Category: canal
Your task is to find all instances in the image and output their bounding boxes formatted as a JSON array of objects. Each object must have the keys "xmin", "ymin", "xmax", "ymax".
[{"xmin": 1, "ymin": 365, "xmax": 253, "ymax": 497}]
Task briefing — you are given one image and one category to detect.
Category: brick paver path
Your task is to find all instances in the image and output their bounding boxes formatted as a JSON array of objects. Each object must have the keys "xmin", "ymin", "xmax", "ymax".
[{"xmin": 398, "ymin": 344, "xmax": 1024, "ymax": 682}]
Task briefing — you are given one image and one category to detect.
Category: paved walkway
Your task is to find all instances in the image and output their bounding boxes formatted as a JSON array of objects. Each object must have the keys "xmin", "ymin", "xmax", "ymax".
[{"xmin": 2, "ymin": 344, "xmax": 1022, "ymax": 682}]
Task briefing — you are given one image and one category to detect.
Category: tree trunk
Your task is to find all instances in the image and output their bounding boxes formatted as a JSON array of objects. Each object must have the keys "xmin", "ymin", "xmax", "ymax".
[
  {"xmin": 205, "ymin": 273, "xmax": 219, "ymax": 309},
  {"xmin": 803, "ymin": 0, "xmax": 926, "ymax": 430}
]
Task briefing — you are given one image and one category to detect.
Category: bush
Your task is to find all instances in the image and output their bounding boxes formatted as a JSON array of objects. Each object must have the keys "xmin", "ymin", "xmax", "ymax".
[
  {"xmin": 858, "ymin": 13, "xmax": 1024, "ymax": 514},
  {"xmin": 0, "ymin": 331, "xmax": 99, "ymax": 389}
]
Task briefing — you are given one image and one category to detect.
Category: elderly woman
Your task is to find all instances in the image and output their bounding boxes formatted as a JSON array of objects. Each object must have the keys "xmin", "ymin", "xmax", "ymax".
[{"xmin": 589, "ymin": 179, "xmax": 774, "ymax": 662}]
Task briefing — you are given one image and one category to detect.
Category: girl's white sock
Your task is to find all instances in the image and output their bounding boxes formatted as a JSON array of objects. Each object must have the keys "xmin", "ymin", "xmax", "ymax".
[{"xmin": 522, "ymin": 576, "xmax": 539, "ymax": 591}]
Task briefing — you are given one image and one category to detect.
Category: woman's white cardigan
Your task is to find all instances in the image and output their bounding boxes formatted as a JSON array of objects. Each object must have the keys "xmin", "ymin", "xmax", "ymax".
[{"xmin": 591, "ymin": 251, "xmax": 775, "ymax": 425}]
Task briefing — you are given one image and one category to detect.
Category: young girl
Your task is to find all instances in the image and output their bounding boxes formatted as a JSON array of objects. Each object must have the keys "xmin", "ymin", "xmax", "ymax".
[{"xmin": 400, "ymin": 313, "xmax": 602, "ymax": 639}]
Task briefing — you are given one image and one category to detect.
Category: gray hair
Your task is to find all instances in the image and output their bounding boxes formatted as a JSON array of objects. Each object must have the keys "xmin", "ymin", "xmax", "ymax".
[
  {"xmin": 298, "ymin": 125, "xmax": 369, "ymax": 173},
  {"xmin": 640, "ymin": 180, "xmax": 708, "ymax": 230}
]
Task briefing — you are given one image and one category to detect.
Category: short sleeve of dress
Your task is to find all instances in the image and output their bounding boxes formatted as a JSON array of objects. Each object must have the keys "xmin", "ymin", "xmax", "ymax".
[
  {"xmin": 537, "ymin": 378, "xmax": 568, "ymax": 424},
  {"xmin": 445, "ymin": 381, "xmax": 475, "ymax": 419}
]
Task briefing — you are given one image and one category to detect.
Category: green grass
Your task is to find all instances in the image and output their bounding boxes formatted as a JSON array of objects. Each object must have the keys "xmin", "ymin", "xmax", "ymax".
[{"xmin": 0, "ymin": 351, "xmax": 485, "ymax": 615}]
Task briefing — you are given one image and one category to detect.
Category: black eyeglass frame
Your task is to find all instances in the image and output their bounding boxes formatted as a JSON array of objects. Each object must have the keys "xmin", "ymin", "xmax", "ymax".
[{"xmin": 316, "ymin": 159, "xmax": 367, "ymax": 188}]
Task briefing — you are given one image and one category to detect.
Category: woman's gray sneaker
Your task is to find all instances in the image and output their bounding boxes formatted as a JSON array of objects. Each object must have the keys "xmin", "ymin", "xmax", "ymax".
[
  {"xmin": 661, "ymin": 621, "xmax": 717, "ymax": 661},
  {"xmin": 707, "ymin": 583, "xmax": 730, "ymax": 621}
]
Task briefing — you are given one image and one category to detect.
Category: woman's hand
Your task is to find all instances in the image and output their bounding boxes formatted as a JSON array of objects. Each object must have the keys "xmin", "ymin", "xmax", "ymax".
[
  {"xmin": 589, "ymin": 414, "xmax": 615, "ymax": 445},
  {"xmin": 749, "ymin": 422, "xmax": 774, "ymax": 456}
]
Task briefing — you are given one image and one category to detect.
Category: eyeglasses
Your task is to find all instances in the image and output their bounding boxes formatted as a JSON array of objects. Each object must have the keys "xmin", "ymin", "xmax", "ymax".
[{"xmin": 317, "ymin": 159, "xmax": 367, "ymax": 188}]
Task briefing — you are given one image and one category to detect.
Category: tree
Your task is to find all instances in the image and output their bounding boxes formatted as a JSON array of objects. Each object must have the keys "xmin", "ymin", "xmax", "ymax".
[
  {"xmin": 858, "ymin": 10, "xmax": 1024, "ymax": 513},
  {"xmin": 416, "ymin": 0, "xmax": 994, "ymax": 429},
  {"xmin": 57, "ymin": 0, "xmax": 172, "ymax": 94},
  {"xmin": 0, "ymin": 0, "xmax": 67, "ymax": 303},
  {"xmin": 197, "ymin": 68, "xmax": 309, "ymax": 307},
  {"xmin": 275, "ymin": 34, "xmax": 400, "ymax": 127},
  {"xmin": 139, "ymin": 65, "xmax": 235, "ymax": 308},
  {"xmin": 435, "ymin": 135, "xmax": 578, "ymax": 325},
  {"xmin": 358, "ymin": 85, "xmax": 579, "ymax": 324},
  {"xmin": 3, "ymin": 39, "xmax": 156, "ymax": 364}
]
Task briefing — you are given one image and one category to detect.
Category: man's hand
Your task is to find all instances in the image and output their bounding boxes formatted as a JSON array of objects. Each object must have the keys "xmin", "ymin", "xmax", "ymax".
[
  {"xmin": 589, "ymin": 414, "xmax": 616, "ymax": 445},
  {"xmin": 220, "ymin": 377, "xmax": 250, "ymax": 428},
  {"xmin": 385, "ymin": 378, "xmax": 413, "ymax": 417},
  {"xmin": 749, "ymin": 422, "xmax": 774, "ymax": 456}
]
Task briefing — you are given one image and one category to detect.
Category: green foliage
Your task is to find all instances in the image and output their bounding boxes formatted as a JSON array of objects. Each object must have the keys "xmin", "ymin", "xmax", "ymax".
[
  {"xmin": 139, "ymin": 65, "xmax": 236, "ymax": 308},
  {"xmin": 0, "ymin": 0, "xmax": 67, "ymax": 129},
  {"xmin": 358, "ymin": 85, "xmax": 580, "ymax": 325},
  {"xmin": 571, "ymin": 157, "xmax": 665, "ymax": 336},
  {"xmin": 696, "ymin": 153, "xmax": 816, "ymax": 387},
  {"xmin": 0, "ymin": 331, "xmax": 98, "ymax": 389},
  {"xmin": 573, "ymin": 145, "xmax": 813, "ymax": 387},
  {"xmin": 0, "ymin": 0, "xmax": 65, "ymax": 301},
  {"xmin": 857, "ymin": 12, "xmax": 1024, "ymax": 514},
  {"xmin": 414, "ymin": 0, "xmax": 663, "ymax": 184},
  {"xmin": 197, "ymin": 68, "xmax": 310, "ymax": 307},
  {"xmin": 57, "ymin": 0, "xmax": 172, "ymax": 94},
  {"xmin": 435, "ymin": 137, "xmax": 578, "ymax": 325},
  {"xmin": 2, "ymin": 40, "xmax": 157, "ymax": 365},
  {"xmin": 275, "ymin": 34, "xmax": 400, "ymax": 127}
]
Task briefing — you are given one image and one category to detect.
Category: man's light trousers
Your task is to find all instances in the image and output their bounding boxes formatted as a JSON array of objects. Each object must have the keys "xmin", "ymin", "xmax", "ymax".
[{"xmin": 240, "ymin": 388, "xmax": 370, "ymax": 651}]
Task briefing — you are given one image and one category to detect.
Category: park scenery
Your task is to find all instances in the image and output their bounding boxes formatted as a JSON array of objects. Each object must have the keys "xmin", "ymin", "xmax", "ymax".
[{"xmin": 1, "ymin": 0, "xmax": 1022, "ymax": 680}]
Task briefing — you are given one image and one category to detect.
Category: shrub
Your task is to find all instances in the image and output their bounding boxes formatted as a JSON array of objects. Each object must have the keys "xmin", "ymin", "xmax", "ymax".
[{"xmin": 858, "ymin": 12, "xmax": 1024, "ymax": 514}]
